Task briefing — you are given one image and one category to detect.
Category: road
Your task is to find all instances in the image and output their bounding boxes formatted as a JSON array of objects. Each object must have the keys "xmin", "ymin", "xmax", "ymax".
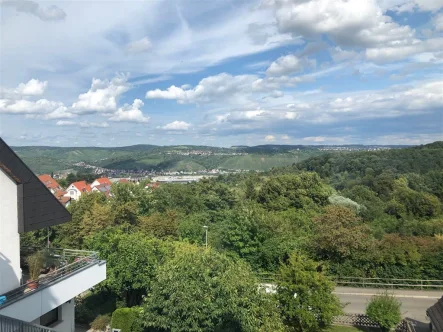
[{"xmin": 335, "ymin": 287, "xmax": 442, "ymax": 331}]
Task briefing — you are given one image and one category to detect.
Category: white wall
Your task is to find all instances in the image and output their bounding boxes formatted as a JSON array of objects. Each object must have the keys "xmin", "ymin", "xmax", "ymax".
[
  {"xmin": 0, "ymin": 261, "xmax": 106, "ymax": 322},
  {"xmin": 52, "ymin": 300, "xmax": 75, "ymax": 332},
  {"xmin": 64, "ymin": 185, "xmax": 80, "ymax": 201},
  {"xmin": 0, "ymin": 169, "xmax": 21, "ymax": 295}
]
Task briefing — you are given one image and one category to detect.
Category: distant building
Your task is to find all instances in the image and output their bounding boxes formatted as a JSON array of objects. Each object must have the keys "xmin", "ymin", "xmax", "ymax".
[
  {"xmin": 91, "ymin": 177, "xmax": 112, "ymax": 188},
  {"xmin": 64, "ymin": 181, "xmax": 91, "ymax": 201},
  {"xmin": 38, "ymin": 174, "xmax": 62, "ymax": 194},
  {"xmin": 91, "ymin": 183, "xmax": 112, "ymax": 196}
]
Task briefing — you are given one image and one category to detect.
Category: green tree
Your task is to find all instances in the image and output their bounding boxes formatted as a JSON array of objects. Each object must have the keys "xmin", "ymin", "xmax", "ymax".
[
  {"xmin": 276, "ymin": 252, "xmax": 342, "ymax": 331},
  {"xmin": 89, "ymin": 231, "xmax": 172, "ymax": 307},
  {"xmin": 141, "ymin": 247, "xmax": 284, "ymax": 332},
  {"xmin": 366, "ymin": 292, "xmax": 401, "ymax": 331}
]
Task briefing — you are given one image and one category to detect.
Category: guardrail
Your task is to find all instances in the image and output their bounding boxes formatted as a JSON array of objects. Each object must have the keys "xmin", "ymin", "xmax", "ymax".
[
  {"xmin": 0, "ymin": 248, "xmax": 99, "ymax": 308},
  {"xmin": 334, "ymin": 276, "xmax": 443, "ymax": 290},
  {"xmin": 0, "ymin": 313, "xmax": 56, "ymax": 331},
  {"xmin": 257, "ymin": 273, "xmax": 443, "ymax": 290}
]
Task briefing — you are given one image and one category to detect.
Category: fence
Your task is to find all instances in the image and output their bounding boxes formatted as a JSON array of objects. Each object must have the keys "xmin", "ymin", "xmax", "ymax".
[
  {"xmin": 334, "ymin": 276, "xmax": 443, "ymax": 290},
  {"xmin": 333, "ymin": 314, "xmax": 416, "ymax": 332},
  {"xmin": 0, "ymin": 313, "xmax": 56, "ymax": 332}
]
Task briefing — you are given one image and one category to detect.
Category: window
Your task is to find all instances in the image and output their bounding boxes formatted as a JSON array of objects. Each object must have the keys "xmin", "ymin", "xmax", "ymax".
[
  {"xmin": 70, "ymin": 190, "xmax": 75, "ymax": 196},
  {"xmin": 40, "ymin": 307, "xmax": 59, "ymax": 327}
]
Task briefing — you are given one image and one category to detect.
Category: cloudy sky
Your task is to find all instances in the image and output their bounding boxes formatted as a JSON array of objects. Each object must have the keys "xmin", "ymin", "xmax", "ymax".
[{"xmin": 0, "ymin": 0, "xmax": 442, "ymax": 147}]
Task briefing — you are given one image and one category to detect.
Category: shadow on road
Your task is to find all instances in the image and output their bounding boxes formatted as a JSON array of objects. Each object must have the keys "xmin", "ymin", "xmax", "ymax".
[{"xmin": 407, "ymin": 318, "xmax": 431, "ymax": 332}]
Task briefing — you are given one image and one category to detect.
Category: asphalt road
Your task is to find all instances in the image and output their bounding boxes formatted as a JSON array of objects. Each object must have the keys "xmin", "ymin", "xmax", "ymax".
[{"xmin": 334, "ymin": 287, "xmax": 442, "ymax": 331}]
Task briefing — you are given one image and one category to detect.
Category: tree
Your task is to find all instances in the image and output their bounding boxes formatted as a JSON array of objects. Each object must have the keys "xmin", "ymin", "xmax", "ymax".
[
  {"xmin": 366, "ymin": 292, "xmax": 401, "ymax": 331},
  {"xmin": 89, "ymin": 231, "xmax": 172, "ymax": 307},
  {"xmin": 312, "ymin": 206, "xmax": 373, "ymax": 262},
  {"xmin": 141, "ymin": 247, "xmax": 284, "ymax": 332},
  {"xmin": 276, "ymin": 252, "xmax": 342, "ymax": 331}
]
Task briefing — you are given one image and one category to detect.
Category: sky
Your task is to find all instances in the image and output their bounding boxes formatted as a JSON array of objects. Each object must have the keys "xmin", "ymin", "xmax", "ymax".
[{"xmin": 0, "ymin": 0, "xmax": 442, "ymax": 147}]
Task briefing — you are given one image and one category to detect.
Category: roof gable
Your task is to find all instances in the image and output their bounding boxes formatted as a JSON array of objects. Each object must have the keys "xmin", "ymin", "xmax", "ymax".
[
  {"xmin": 38, "ymin": 174, "xmax": 61, "ymax": 190},
  {"xmin": 0, "ymin": 138, "xmax": 71, "ymax": 232}
]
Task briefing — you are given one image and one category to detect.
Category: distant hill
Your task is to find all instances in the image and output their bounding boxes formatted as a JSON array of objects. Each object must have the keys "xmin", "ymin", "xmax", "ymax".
[
  {"xmin": 291, "ymin": 141, "xmax": 443, "ymax": 177},
  {"xmin": 11, "ymin": 143, "xmax": 414, "ymax": 174}
]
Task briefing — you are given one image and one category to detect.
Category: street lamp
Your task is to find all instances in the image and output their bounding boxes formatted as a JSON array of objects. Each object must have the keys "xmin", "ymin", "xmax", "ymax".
[{"xmin": 203, "ymin": 225, "xmax": 208, "ymax": 248}]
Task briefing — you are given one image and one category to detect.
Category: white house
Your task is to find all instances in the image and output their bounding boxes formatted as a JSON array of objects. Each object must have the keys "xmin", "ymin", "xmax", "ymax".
[
  {"xmin": 0, "ymin": 138, "xmax": 106, "ymax": 331},
  {"xmin": 64, "ymin": 181, "xmax": 91, "ymax": 201}
]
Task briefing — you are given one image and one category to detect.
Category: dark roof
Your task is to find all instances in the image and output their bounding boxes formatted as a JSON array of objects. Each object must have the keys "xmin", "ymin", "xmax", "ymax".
[
  {"xmin": 427, "ymin": 296, "xmax": 443, "ymax": 332},
  {"xmin": 0, "ymin": 138, "xmax": 71, "ymax": 232}
]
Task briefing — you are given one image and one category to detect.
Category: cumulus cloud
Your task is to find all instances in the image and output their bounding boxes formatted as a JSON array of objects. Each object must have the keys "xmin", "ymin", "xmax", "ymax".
[
  {"xmin": 42, "ymin": 106, "xmax": 75, "ymax": 120},
  {"xmin": 1, "ymin": 0, "xmax": 66, "ymax": 21},
  {"xmin": 1, "ymin": 79, "xmax": 48, "ymax": 97},
  {"xmin": 109, "ymin": 99, "xmax": 149, "ymax": 123},
  {"xmin": 266, "ymin": 54, "xmax": 306, "ymax": 76},
  {"xmin": 267, "ymin": 0, "xmax": 414, "ymax": 48},
  {"xmin": 264, "ymin": 135, "xmax": 276, "ymax": 141},
  {"xmin": 126, "ymin": 37, "xmax": 152, "ymax": 53},
  {"xmin": 281, "ymin": 134, "xmax": 290, "ymax": 140},
  {"xmin": 72, "ymin": 74, "xmax": 130, "ymax": 113},
  {"xmin": 160, "ymin": 121, "xmax": 192, "ymax": 131}
]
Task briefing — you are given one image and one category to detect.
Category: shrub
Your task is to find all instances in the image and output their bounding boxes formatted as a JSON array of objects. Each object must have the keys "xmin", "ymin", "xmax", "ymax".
[
  {"xmin": 111, "ymin": 307, "xmax": 141, "ymax": 332},
  {"xmin": 90, "ymin": 314, "xmax": 110, "ymax": 331},
  {"xmin": 366, "ymin": 292, "xmax": 402, "ymax": 331}
]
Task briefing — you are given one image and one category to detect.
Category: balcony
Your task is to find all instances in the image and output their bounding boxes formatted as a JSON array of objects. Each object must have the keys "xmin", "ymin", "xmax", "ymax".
[
  {"xmin": 0, "ymin": 248, "xmax": 106, "ymax": 322},
  {"xmin": 0, "ymin": 313, "xmax": 56, "ymax": 331}
]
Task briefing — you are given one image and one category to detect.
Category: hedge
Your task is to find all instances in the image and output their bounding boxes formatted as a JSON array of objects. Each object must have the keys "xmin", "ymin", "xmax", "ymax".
[{"xmin": 110, "ymin": 307, "xmax": 141, "ymax": 332}]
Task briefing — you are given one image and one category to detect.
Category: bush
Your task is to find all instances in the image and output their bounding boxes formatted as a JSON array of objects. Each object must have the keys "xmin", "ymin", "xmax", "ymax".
[
  {"xmin": 90, "ymin": 314, "xmax": 110, "ymax": 331},
  {"xmin": 366, "ymin": 292, "xmax": 402, "ymax": 331},
  {"xmin": 111, "ymin": 307, "xmax": 141, "ymax": 332}
]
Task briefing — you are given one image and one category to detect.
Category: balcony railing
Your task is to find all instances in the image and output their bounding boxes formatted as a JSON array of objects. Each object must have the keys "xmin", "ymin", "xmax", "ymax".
[
  {"xmin": 0, "ymin": 313, "xmax": 56, "ymax": 332},
  {"xmin": 0, "ymin": 248, "xmax": 99, "ymax": 308}
]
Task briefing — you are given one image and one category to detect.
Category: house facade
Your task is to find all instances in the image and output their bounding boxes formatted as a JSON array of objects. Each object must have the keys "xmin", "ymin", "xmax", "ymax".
[
  {"xmin": 64, "ymin": 181, "xmax": 91, "ymax": 201},
  {"xmin": 0, "ymin": 138, "xmax": 106, "ymax": 331}
]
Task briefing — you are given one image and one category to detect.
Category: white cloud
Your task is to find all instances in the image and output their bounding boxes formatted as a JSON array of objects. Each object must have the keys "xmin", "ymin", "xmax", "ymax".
[
  {"xmin": 303, "ymin": 136, "xmax": 326, "ymax": 142},
  {"xmin": 366, "ymin": 38, "xmax": 443, "ymax": 63},
  {"xmin": 72, "ymin": 74, "xmax": 130, "ymax": 113},
  {"xmin": 264, "ymin": 135, "xmax": 276, "ymax": 141},
  {"xmin": 266, "ymin": 54, "xmax": 306, "ymax": 76},
  {"xmin": 1, "ymin": 79, "xmax": 48, "ymax": 97},
  {"xmin": 281, "ymin": 134, "xmax": 290, "ymax": 140},
  {"xmin": 0, "ymin": 98, "xmax": 63, "ymax": 114},
  {"xmin": 434, "ymin": 13, "xmax": 443, "ymax": 31},
  {"xmin": 146, "ymin": 72, "xmax": 301, "ymax": 105},
  {"xmin": 126, "ymin": 37, "xmax": 152, "ymax": 53},
  {"xmin": 15, "ymin": 79, "xmax": 48, "ymax": 96},
  {"xmin": 43, "ymin": 106, "xmax": 75, "ymax": 119},
  {"xmin": 109, "ymin": 99, "xmax": 149, "ymax": 123},
  {"xmin": 79, "ymin": 122, "xmax": 109, "ymax": 128},
  {"xmin": 267, "ymin": 0, "xmax": 414, "ymax": 48},
  {"xmin": 160, "ymin": 121, "xmax": 192, "ymax": 131},
  {"xmin": 56, "ymin": 120, "xmax": 75, "ymax": 126},
  {"xmin": 2, "ymin": 0, "xmax": 66, "ymax": 21},
  {"xmin": 383, "ymin": 0, "xmax": 443, "ymax": 12}
]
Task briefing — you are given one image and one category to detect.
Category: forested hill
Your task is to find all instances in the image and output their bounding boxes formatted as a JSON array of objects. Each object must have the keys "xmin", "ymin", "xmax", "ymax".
[{"xmin": 290, "ymin": 141, "xmax": 443, "ymax": 178}]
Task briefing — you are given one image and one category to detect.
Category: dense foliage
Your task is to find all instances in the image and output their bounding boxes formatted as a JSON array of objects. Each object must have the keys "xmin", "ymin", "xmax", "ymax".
[{"xmin": 22, "ymin": 142, "xmax": 443, "ymax": 330}]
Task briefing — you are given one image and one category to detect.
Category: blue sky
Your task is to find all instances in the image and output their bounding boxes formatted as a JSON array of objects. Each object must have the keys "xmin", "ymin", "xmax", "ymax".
[{"xmin": 0, "ymin": 0, "xmax": 442, "ymax": 147}]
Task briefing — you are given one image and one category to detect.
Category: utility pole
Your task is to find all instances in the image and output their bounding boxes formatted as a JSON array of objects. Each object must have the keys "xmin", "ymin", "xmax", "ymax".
[{"xmin": 203, "ymin": 225, "xmax": 208, "ymax": 249}]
